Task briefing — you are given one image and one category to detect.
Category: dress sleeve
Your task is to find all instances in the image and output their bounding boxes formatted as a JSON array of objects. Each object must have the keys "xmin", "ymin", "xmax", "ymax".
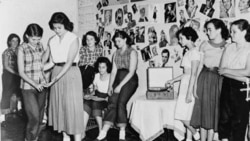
[{"xmin": 190, "ymin": 49, "xmax": 200, "ymax": 61}]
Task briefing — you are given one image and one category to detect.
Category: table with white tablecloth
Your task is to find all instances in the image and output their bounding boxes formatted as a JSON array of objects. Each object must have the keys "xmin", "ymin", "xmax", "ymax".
[{"xmin": 129, "ymin": 96, "xmax": 186, "ymax": 141}]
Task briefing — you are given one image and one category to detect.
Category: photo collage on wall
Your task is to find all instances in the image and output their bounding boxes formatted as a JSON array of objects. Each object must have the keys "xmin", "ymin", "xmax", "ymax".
[{"xmin": 94, "ymin": 0, "xmax": 250, "ymax": 65}]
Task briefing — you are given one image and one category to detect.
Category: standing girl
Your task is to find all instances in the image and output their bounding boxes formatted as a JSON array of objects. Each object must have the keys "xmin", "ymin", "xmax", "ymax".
[
  {"xmin": 44, "ymin": 12, "xmax": 84, "ymax": 141},
  {"xmin": 191, "ymin": 18, "xmax": 229, "ymax": 141},
  {"xmin": 166, "ymin": 27, "xmax": 200, "ymax": 141},
  {"xmin": 96, "ymin": 30, "xmax": 138, "ymax": 141},
  {"xmin": 2, "ymin": 33, "xmax": 21, "ymax": 114},
  {"xmin": 17, "ymin": 24, "xmax": 47, "ymax": 141},
  {"xmin": 218, "ymin": 19, "xmax": 250, "ymax": 141}
]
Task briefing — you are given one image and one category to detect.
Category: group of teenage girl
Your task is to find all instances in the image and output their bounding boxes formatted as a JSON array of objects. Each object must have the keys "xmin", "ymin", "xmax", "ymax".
[
  {"xmin": 3, "ymin": 10, "xmax": 250, "ymax": 141},
  {"xmin": 2, "ymin": 12, "xmax": 138, "ymax": 141},
  {"xmin": 167, "ymin": 18, "xmax": 250, "ymax": 141}
]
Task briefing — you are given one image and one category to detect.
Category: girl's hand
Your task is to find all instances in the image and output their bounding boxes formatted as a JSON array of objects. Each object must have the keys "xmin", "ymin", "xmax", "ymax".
[
  {"xmin": 44, "ymin": 77, "xmax": 57, "ymax": 88},
  {"xmin": 108, "ymin": 87, "xmax": 113, "ymax": 96},
  {"xmin": 165, "ymin": 80, "xmax": 174, "ymax": 88},
  {"xmin": 114, "ymin": 85, "xmax": 122, "ymax": 94},
  {"xmin": 185, "ymin": 94, "xmax": 192, "ymax": 103},
  {"xmin": 35, "ymin": 83, "xmax": 44, "ymax": 92}
]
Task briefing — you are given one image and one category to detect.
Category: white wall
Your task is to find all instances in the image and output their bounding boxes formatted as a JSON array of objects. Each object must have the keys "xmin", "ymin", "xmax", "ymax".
[{"xmin": 0, "ymin": 0, "xmax": 78, "ymax": 97}]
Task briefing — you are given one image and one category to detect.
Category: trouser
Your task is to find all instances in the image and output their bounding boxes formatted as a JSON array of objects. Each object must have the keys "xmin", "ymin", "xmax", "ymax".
[
  {"xmin": 79, "ymin": 65, "xmax": 95, "ymax": 90},
  {"xmin": 22, "ymin": 89, "xmax": 47, "ymax": 141},
  {"xmin": 218, "ymin": 77, "xmax": 250, "ymax": 141},
  {"xmin": 1, "ymin": 70, "xmax": 20, "ymax": 109},
  {"xmin": 104, "ymin": 69, "xmax": 138, "ymax": 127}
]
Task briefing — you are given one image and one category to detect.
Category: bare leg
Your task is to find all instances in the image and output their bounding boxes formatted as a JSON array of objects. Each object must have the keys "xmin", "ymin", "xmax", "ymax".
[
  {"xmin": 201, "ymin": 128, "xmax": 207, "ymax": 141},
  {"xmin": 207, "ymin": 129, "xmax": 214, "ymax": 141},
  {"xmin": 62, "ymin": 132, "xmax": 70, "ymax": 141},
  {"xmin": 119, "ymin": 126, "xmax": 126, "ymax": 140},
  {"xmin": 186, "ymin": 129, "xmax": 192, "ymax": 141},
  {"xmin": 97, "ymin": 123, "xmax": 111, "ymax": 140},
  {"xmin": 95, "ymin": 116, "xmax": 103, "ymax": 132},
  {"xmin": 182, "ymin": 120, "xmax": 200, "ymax": 140},
  {"xmin": 74, "ymin": 134, "xmax": 82, "ymax": 141},
  {"xmin": 82, "ymin": 111, "xmax": 90, "ymax": 139}
]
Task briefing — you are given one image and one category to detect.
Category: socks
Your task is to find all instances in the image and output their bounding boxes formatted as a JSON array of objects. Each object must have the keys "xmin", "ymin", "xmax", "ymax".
[
  {"xmin": 97, "ymin": 130, "xmax": 107, "ymax": 140},
  {"xmin": 119, "ymin": 129, "xmax": 126, "ymax": 140},
  {"xmin": 63, "ymin": 132, "xmax": 70, "ymax": 141},
  {"xmin": 193, "ymin": 132, "xmax": 200, "ymax": 140}
]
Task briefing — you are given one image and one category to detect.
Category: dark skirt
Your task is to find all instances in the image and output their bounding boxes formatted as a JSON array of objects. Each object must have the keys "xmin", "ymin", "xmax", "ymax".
[
  {"xmin": 1, "ymin": 69, "xmax": 21, "ymax": 109},
  {"xmin": 190, "ymin": 66, "xmax": 223, "ymax": 131}
]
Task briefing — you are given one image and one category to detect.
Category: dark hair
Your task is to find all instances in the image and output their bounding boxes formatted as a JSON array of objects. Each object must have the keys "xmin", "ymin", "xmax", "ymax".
[
  {"xmin": 205, "ymin": 18, "xmax": 229, "ymax": 40},
  {"xmin": 176, "ymin": 27, "xmax": 198, "ymax": 42},
  {"xmin": 161, "ymin": 49, "xmax": 170, "ymax": 55},
  {"xmin": 208, "ymin": 0, "xmax": 215, "ymax": 6},
  {"xmin": 185, "ymin": 0, "xmax": 194, "ymax": 9},
  {"xmin": 231, "ymin": 19, "xmax": 250, "ymax": 42},
  {"xmin": 49, "ymin": 12, "xmax": 74, "ymax": 32},
  {"xmin": 82, "ymin": 31, "xmax": 100, "ymax": 46},
  {"xmin": 112, "ymin": 30, "xmax": 132, "ymax": 46},
  {"xmin": 23, "ymin": 23, "xmax": 43, "ymax": 43},
  {"xmin": 7, "ymin": 33, "xmax": 21, "ymax": 47},
  {"xmin": 94, "ymin": 57, "xmax": 112, "ymax": 73}
]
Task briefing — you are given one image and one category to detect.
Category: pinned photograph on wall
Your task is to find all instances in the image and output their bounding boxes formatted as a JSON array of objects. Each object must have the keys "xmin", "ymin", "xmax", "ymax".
[
  {"xmin": 184, "ymin": 18, "xmax": 201, "ymax": 32},
  {"xmin": 132, "ymin": 4, "xmax": 138, "ymax": 14},
  {"xmin": 161, "ymin": 48, "xmax": 171, "ymax": 67},
  {"xmin": 152, "ymin": 6, "xmax": 158, "ymax": 22},
  {"xmin": 179, "ymin": 9, "xmax": 187, "ymax": 28},
  {"xmin": 148, "ymin": 26, "xmax": 157, "ymax": 45},
  {"xmin": 135, "ymin": 26, "xmax": 145, "ymax": 43},
  {"xmin": 177, "ymin": 0, "xmax": 185, "ymax": 7},
  {"xmin": 98, "ymin": 26, "xmax": 105, "ymax": 39},
  {"xmin": 104, "ymin": 9, "xmax": 112, "ymax": 27},
  {"xmin": 165, "ymin": 2, "xmax": 177, "ymax": 23},
  {"xmin": 159, "ymin": 30, "xmax": 168, "ymax": 48},
  {"xmin": 173, "ymin": 48, "xmax": 181, "ymax": 63},
  {"xmin": 122, "ymin": 27, "xmax": 129, "ymax": 33},
  {"xmin": 141, "ymin": 45, "xmax": 152, "ymax": 62},
  {"xmin": 96, "ymin": 14, "xmax": 99, "ymax": 20},
  {"xmin": 102, "ymin": 0, "xmax": 109, "ymax": 7},
  {"xmin": 151, "ymin": 46, "xmax": 158, "ymax": 56},
  {"xmin": 115, "ymin": 8, "xmax": 124, "ymax": 26},
  {"xmin": 104, "ymin": 31, "xmax": 112, "ymax": 55},
  {"xmin": 97, "ymin": 2, "xmax": 102, "ymax": 10},
  {"xmin": 127, "ymin": 12, "xmax": 136, "ymax": 29},
  {"xmin": 131, "ymin": 0, "xmax": 145, "ymax": 2},
  {"xmin": 138, "ymin": 5, "xmax": 149, "ymax": 22},
  {"xmin": 123, "ymin": 5, "xmax": 128, "ymax": 14},
  {"xmin": 108, "ymin": 0, "xmax": 129, "ymax": 6},
  {"xmin": 129, "ymin": 29, "xmax": 136, "ymax": 45},
  {"xmin": 200, "ymin": 0, "xmax": 215, "ymax": 18},
  {"xmin": 185, "ymin": 0, "xmax": 198, "ymax": 18},
  {"xmin": 101, "ymin": 9, "xmax": 104, "ymax": 15},
  {"xmin": 220, "ymin": 0, "xmax": 236, "ymax": 18},
  {"xmin": 169, "ymin": 24, "xmax": 179, "ymax": 46},
  {"xmin": 238, "ymin": 0, "xmax": 250, "ymax": 14}
]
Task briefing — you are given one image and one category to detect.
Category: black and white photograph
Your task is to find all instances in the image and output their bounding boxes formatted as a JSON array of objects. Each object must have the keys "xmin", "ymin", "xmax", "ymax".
[
  {"xmin": 115, "ymin": 8, "xmax": 123, "ymax": 26},
  {"xmin": 164, "ymin": 2, "xmax": 177, "ymax": 23},
  {"xmin": 141, "ymin": 45, "xmax": 152, "ymax": 61}
]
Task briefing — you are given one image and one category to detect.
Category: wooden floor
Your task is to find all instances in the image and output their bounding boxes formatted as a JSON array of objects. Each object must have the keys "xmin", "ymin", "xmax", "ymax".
[{"xmin": 1, "ymin": 112, "xmax": 177, "ymax": 141}]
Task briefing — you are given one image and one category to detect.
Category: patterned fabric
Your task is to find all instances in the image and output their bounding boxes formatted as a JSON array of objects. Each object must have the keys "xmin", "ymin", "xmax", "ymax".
[
  {"xmin": 114, "ymin": 47, "xmax": 134, "ymax": 69},
  {"xmin": 2, "ymin": 47, "xmax": 18, "ymax": 72},
  {"xmin": 19, "ymin": 42, "xmax": 46, "ymax": 90},
  {"xmin": 78, "ymin": 44, "xmax": 103, "ymax": 66}
]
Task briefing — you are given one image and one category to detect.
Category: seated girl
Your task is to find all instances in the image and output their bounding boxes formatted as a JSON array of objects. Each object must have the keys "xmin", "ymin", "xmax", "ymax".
[{"xmin": 82, "ymin": 57, "xmax": 112, "ymax": 139}]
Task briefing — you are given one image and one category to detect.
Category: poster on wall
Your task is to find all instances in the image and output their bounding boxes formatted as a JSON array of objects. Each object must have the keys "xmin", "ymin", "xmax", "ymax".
[{"xmin": 108, "ymin": 0, "xmax": 129, "ymax": 6}]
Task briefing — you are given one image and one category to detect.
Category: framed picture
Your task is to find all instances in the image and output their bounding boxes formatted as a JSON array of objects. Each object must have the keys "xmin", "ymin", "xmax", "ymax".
[{"xmin": 147, "ymin": 67, "xmax": 173, "ymax": 90}]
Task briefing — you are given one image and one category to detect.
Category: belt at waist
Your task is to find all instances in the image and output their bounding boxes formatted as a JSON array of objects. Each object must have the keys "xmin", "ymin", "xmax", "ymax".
[
  {"xmin": 203, "ymin": 65, "xmax": 218, "ymax": 72},
  {"xmin": 55, "ymin": 62, "xmax": 77, "ymax": 66}
]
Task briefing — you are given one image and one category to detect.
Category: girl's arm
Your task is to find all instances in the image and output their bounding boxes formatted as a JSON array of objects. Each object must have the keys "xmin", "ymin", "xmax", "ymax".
[
  {"xmin": 17, "ymin": 46, "xmax": 44, "ymax": 92},
  {"xmin": 3, "ymin": 53, "xmax": 17, "ymax": 75},
  {"xmin": 113, "ymin": 50, "xmax": 138, "ymax": 93},
  {"xmin": 47, "ymin": 38, "xmax": 79, "ymax": 85},
  {"xmin": 108, "ymin": 53, "xmax": 118, "ymax": 95},
  {"xmin": 220, "ymin": 53, "xmax": 250, "ymax": 77},
  {"xmin": 186, "ymin": 60, "xmax": 200, "ymax": 102}
]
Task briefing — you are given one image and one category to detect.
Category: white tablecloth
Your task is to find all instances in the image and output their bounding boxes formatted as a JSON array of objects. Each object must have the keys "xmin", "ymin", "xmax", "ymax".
[{"xmin": 129, "ymin": 96, "xmax": 185, "ymax": 141}]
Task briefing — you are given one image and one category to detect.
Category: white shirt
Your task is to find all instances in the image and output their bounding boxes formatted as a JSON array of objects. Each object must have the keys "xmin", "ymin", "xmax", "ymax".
[{"xmin": 93, "ymin": 73, "xmax": 110, "ymax": 93}]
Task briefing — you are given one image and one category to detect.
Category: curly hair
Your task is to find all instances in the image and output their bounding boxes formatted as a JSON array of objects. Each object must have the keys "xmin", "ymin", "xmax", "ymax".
[
  {"xmin": 205, "ymin": 18, "xmax": 229, "ymax": 40},
  {"xmin": 7, "ymin": 33, "xmax": 21, "ymax": 47},
  {"xmin": 49, "ymin": 12, "xmax": 74, "ymax": 32},
  {"xmin": 82, "ymin": 31, "xmax": 100, "ymax": 46},
  {"xmin": 176, "ymin": 26, "xmax": 198, "ymax": 42},
  {"xmin": 94, "ymin": 57, "xmax": 112, "ymax": 73}
]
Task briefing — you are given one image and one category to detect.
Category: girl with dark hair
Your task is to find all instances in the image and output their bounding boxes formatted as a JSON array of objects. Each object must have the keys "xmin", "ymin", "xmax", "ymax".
[
  {"xmin": 1, "ymin": 33, "xmax": 21, "ymax": 115},
  {"xmin": 95, "ymin": 30, "xmax": 138, "ymax": 141},
  {"xmin": 82, "ymin": 57, "xmax": 111, "ymax": 140},
  {"xmin": 166, "ymin": 27, "xmax": 200, "ymax": 141},
  {"xmin": 190, "ymin": 18, "xmax": 229, "ymax": 141},
  {"xmin": 79, "ymin": 31, "xmax": 103, "ymax": 94},
  {"xmin": 185, "ymin": 0, "xmax": 198, "ymax": 18},
  {"xmin": 17, "ymin": 24, "xmax": 47, "ymax": 141},
  {"xmin": 44, "ymin": 12, "xmax": 84, "ymax": 141},
  {"xmin": 218, "ymin": 19, "xmax": 250, "ymax": 141}
]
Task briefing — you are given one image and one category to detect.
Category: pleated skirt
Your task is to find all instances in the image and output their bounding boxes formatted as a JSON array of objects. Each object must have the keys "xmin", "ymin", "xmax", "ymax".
[
  {"xmin": 48, "ymin": 65, "xmax": 84, "ymax": 134},
  {"xmin": 190, "ymin": 66, "xmax": 223, "ymax": 131}
]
